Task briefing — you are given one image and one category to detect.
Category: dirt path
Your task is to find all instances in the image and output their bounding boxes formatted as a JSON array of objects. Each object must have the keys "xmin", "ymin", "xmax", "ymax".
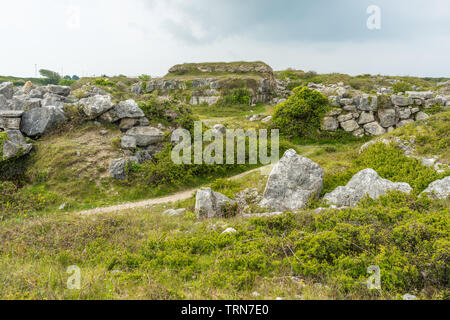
[{"xmin": 76, "ymin": 165, "xmax": 273, "ymax": 216}]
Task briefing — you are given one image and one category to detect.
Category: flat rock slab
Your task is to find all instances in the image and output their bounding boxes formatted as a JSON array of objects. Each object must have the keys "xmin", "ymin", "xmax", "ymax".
[{"xmin": 0, "ymin": 110, "xmax": 24, "ymax": 117}]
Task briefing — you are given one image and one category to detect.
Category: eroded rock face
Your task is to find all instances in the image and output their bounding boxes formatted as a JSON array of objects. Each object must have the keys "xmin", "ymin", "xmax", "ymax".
[
  {"xmin": 378, "ymin": 109, "xmax": 396, "ymax": 128},
  {"xmin": 20, "ymin": 106, "xmax": 66, "ymax": 137},
  {"xmin": 125, "ymin": 126, "xmax": 165, "ymax": 147},
  {"xmin": 1, "ymin": 129, "xmax": 32, "ymax": 160},
  {"xmin": 420, "ymin": 177, "xmax": 450, "ymax": 200},
  {"xmin": 47, "ymin": 85, "xmax": 71, "ymax": 97},
  {"xmin": 81, "ymin": 95, "xmax": 114, "ymax": 119},
  {"xmin": 363, "ymin": 122, "xmax": 386, "ymax": 136},
  {"xmin": 109, "ymin": 158, "xmax": 129, "ymax": 180},
  {"xmin": 195, "ymin": 188, "xmax": 236, "ymax": 219},
  {"xmin": 0, "ymin": 82, "xmax": 14, "ymax": 99},
  {"xmin": 324, "ymin": 169, "xmax": 412, "ymax": 207},
  {"xmin": 260, "ymin": 149, "xmax": 324, "ymax": 211},
  {"xmin": 106, "ymin": 99, "xmax": 145, "ymax": 122}
]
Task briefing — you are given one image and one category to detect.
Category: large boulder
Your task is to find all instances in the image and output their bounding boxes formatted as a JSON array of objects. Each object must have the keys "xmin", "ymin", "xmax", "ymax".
[
  {"xmin": 355, "ymin": 94, "xmax": 378, "ymax": 111},
  {"xmin": 41, "ymin": 93, "xmax": 64, "ymax": 108},
  {"xmin": 391, "ymin": 95, "xmax": 412, "ymax": 107},
  {"xmin": 81, "ymin": 95, "xmax": 114, "ymax": 119},
  {"xmin": 8, "ymin": 95, "xmax": 42, "ymax": 110},
  {"xmin": 321, "ymin": 117, "xmax": 339, "ymax": 132},
  {"xmin": 20, "ymin": 106, "xmax": 66, "ymax": 137},
  {"xmin": 1, "ymin": 130, "xmax": 33, "ymax": 160},
  {"xmin": 195, "ymin": 188, "xmax": 236, "ymax": 219},
  {"xmin": 363, "ymin": 122, "xmax": 386, "ymax": 136},
  {"xmin": 0, "ymin": 82, "xmax": 14, "ymax": 99},
  {"xmin": 47, "ymin": 85, "xmax": 71, "ymax": 97},
  {"xmin": 420, "ymin": 177, "xmax": 450, "ymax": 200},
  {"xmin": 125, "ymin": 126, "xmax": 165, "ymax": 147},
  {"xmin": 103, "ymin": 99, "xmax": 145, "ymax": 122},
  {"xmin": 406, "ymin": 91, "xmax": 434, "ymax": 99},
  {"xmin": 324, "ymin": 169, "xmax": 412, "ymax": 207},
  {"xmin": 378, "ymin": 109, "xmax": 396, "ymax": 128},
  {"xmin": 259, "ymin": 149, "xmax": 324, "ymax": 211}
]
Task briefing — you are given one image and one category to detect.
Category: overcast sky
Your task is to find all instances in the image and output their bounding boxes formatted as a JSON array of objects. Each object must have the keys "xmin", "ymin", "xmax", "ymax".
[{"xmin": 0, "ymin": 0, "xmax": 449, "ymax": 78}]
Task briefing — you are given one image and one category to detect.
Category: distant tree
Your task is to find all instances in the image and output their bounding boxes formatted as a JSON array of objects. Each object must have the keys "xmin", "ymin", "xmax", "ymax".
[
  {"xmin": 39, "ymin": 69, "xmax": 61, "ymax": 85},
  {"xmin": 64, "ymin": 75, "xmax": 72, "ymax": 80},
  {"xmin": 72, "ymin": 75, "xmax": 80, "ymax": 80}
]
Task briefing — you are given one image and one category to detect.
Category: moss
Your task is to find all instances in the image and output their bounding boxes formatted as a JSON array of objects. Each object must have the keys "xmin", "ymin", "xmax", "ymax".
[{"xmin": 0, "ymin": 131, "xmax": 7, "ymax": 160}]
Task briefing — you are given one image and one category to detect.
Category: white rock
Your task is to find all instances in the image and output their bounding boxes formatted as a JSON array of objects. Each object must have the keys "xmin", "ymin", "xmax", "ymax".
[
  {"xmin": 420, "ymin": 177, "xmax": 450, "ymax": 200},
  {"xmin": 324, "ymin": 169, "xmax": 412, "ymax": 207}
]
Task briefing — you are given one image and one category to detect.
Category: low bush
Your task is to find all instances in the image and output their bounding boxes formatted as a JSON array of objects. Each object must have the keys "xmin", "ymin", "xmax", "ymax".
[{"xmin": 272, "ymin": 87, "xmax": 330, "ymax": 139}]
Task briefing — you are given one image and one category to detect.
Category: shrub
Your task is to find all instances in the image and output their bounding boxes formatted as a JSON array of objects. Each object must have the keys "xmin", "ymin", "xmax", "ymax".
[
  {"xmin": 217, "ymin": 88, "xmax": 251, "ymax": 107},
  {"xmin": 272, "ymin": 87, "xmax": 329, "ymax": 139},
  {"xmin": 393, "ymin": 81, "xmax": 413, "ymax": 93},
  {"xmin": 94, "ymin": 78, "xmax": 116, "ymax": 87}
]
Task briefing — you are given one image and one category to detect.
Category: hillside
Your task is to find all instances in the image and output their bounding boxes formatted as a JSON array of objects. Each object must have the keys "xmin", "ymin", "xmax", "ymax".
[{"xmin": 0, "ymin": 63, "xmax": 449, "ymax": 300}]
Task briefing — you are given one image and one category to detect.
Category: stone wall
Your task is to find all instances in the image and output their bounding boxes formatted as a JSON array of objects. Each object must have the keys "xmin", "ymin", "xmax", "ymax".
[{"xmin": 320, "ymin": 86, "xmax": 448, "ymax": 137}]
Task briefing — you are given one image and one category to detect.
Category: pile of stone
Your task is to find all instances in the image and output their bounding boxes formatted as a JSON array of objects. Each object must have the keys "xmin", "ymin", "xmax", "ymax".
[
  {"xmin": 0, "ymin": 81, "xmax": 72, "ymax": 159},
  {"xmin": 320, "ymin": 91, "xmax": 448, "ymax": 137}
]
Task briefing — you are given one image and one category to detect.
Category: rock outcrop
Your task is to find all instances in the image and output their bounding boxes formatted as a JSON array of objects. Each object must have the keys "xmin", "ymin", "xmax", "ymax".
[
  {"xmin": 20, "ymin": 106, "xmax": 66, "ymax": 137},
  {"xmin": 195, "ymin": 188, "xmax": 236, "ymax": 219},
  {"xmin": 1, "ymin": 129, "xmax": 33, "ymax": 160},
  {"xmin": 260, "ymin": 149, "xmax": 324, "ymax": 211},
  {"xmin": 80, "ymin": 95, "xmax": 114, "ymax": 119},
  {"xmin": 324, "ymin": 169, "xmax": 412, "ymax": 207},
  {"xmin": 420, "ymin": 177, "xmax": 450, "ymax": 200}
]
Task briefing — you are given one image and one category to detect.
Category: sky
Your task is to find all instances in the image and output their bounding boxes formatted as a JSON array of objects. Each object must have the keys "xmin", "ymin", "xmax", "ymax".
[{"xmin": 0, "ymin": 0, "xmax": 449, "ymax": 78}]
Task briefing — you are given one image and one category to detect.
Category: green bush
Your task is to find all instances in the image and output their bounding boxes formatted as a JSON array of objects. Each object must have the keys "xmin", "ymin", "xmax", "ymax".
[
  {"xmin": 323, "ymin": 142, "xmax": 447, "ymax": 195},
  {"xmin": 217, "ymin": 88, "xmax": 251, "ymax": 106},
  {"xmin": 272, "ymin": 87, "xmax": 330, "ymax": 139},
  {"xmin": 393, "ymin": 81, "xmax": 413, "ymax": 93},
  {"xmin": 94, "ymin": 78, "xmax": 116, "ymax": 87}
]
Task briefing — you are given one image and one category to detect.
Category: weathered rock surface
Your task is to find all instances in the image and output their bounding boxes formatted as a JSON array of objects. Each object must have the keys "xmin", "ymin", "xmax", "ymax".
[
  {"xmin": 20, "ymin": 106, "xmax": 66, "ymax": 137},
  {"xmin": 0, "ymin": 82, "xmax": 14, "ymax": 99},
  {"xmin": 1, "ymin": 129, "xmax": 32, "ymax": 160},
  {"xmin": 420, "ymin": 177, "xmax": 450, "ymax": 200},
  {"xmin": 321, "ymin": 117, "xmax": 339, "ymax": 131},
  {"xmin": 324, "ymin": 169, "xmax": 412, "ymax": 207},
  {"xmin": 109, "ymin": 158, "xmax": 130, "ymax": 180},
  {"xmin": 195, "ymin": 188, "xmax": 236, "ymax": 219},
  {"xmin": 125, "ymin": 126, "xmax": 165, "ymax": 147},
  {"xmin": 378, "ymin": 109, "xmax": 396, "ymax": 128},
  {"xmin": 106, "ymin": 99, "xmax": 145, "ymax": 122},
  {"xmin": 363, "ymin": 122, "xmax": 386, "ymax": 136},
  {"xmin": 81, "ymin": 95, "xmax": 114, "ymax": 119},
  {"xmin": 260, "ymin": 149, "xmax": 324, "ymax": 211},
  {"xmin": 47, "ymin": 85, "xmax": 71, "ymax": 97}
]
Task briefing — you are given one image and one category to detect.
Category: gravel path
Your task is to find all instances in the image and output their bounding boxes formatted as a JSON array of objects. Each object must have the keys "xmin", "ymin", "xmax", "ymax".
[{"xmin": 76, "ymin": 165, "xmax": 273, "ymax": 216}]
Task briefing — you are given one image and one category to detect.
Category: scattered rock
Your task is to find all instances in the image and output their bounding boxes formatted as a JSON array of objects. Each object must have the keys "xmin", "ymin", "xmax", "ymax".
[
  {"xmin": 195, "ymin": 188, "xmax": 236, "ymax": 219},
  {"xmin": 415, "ymin": 112, "xmax": 429, "ymax": 121},
  {"xmin": 221, "ymin": 228, "xmax": 237, "ymax": 235},
  {"xmin": 0, "ymin": 82, "xmax": 14, "ymax": 99},
  {"xmin": 378, "ymin": 109, "xmax": 396, "ymax": 128},
  {"xmin": 420, "ymin": 177, "xmax": 450, "ymax": 200},
  {"xmin": 324, "ymin": 168, "xmax": 412, "ymax": 207},
  {"xmin": 109, "ymin": 158, "xmax": 130, "ymax": 180},
  {"xmin": 260, "ymin": 149, "xmax": 324, "ymax": 211},
  {"xmin": 162, "ymin": 208, "xmax": 186, "ymax": 217},
  {"xmin": 121, "ymin": 135, "xmax": 137, "ymax": 150},
  {"xmin": 321, "ymin": 117, "xmax": 339, "ymax": 132}
]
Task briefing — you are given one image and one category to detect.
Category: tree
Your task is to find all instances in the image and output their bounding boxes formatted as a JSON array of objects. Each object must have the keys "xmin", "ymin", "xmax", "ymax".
[
  {"xmin": 72, "ymin": 75, "xmax": 80, "ymax": 80},
  {"xmin": 39, "ymin": 69, "xmax": 61, "ymax": 85}
]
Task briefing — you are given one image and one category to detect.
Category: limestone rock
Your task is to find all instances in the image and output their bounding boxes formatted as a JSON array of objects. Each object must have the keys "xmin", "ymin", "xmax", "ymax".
[
  {"xmin": 107, "ymin": 99, "xmax": 145, "ymax": 122},
  {"xmin": 391, "ymin": 95, "xmax": 412, "ymax": 107},
  {"xmin": 47, "ymin": 85, "xmax": 71, "ymax": 97},
  {"xmin": 195, "ymin": 188, "xmax": 236, "ymax": 219},
  {"xmin": 125, "ymin": 126, "xmax": 165, "ymax": 147},
  {"xmin": 358, "ymin": 112, "xmax": 375, "ymax": 125},
  {"xmin": 121, "ymin": 135, "xmax": 137, "ymax": 150},
  {"xmin": 81, "ymin": 95, "xmax": 114, "ymax": 119},
  {"xmin": 324, "ymin": 169, "xmax": 412, "ymax": 207},
  {"xmin": 420, "ymin": 177, "xmax": 450, "ymax": 200},
  {"xmin": 109, "ymin": 158, "xmax": 130, "ymax": 180},
  {"xmin": 363, "ymin": 122, "xmax": 386, "ymax": 136},
  {"xmin": 415, "ymin": 112, "xmax": 429, "ymax": 121},
  {"xmin": 1, "ymin": 129, "xmax": 33, "ymax": 160},
  {"xmin": 20, "ymin": 106, "xmax": 66, "ymax": 137},
  {"xmin": 0, "ymin": 82, "xmax": 14, "ymax": 99},
  {"xmin": 321, "ymin": 117, "xmax": 339, "ymax": 132},
  {"xmin": 340, "ymin": 119, "xmax": 359, "ymax": 132},
  {"xmin": 396, "ymin": 119, "xmax": 414, "ymax": 128},
  {"xmin": 378, "ymin": 109, "xmax": 396, "ymax": 128},
  {"xmin": 260, "ymin": 149, "xmax": 324, "ymax": 211}
]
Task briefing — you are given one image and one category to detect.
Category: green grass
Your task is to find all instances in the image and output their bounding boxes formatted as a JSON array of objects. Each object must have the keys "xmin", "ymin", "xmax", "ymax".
[{"xmin": 0, "ymin": 190, "xmax": 447, "ymax": 300}]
